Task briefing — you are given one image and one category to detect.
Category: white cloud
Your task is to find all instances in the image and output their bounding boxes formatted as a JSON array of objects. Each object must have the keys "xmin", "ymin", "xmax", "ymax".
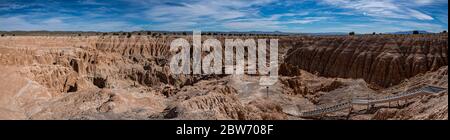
[
  {"xmin": 414, "ymin": 0, "xmax": 434, "ymax": 5},
  {"xmin": 143, "ymin": 0, "xmax": 332, "ymax": 31},
  {"xmin": 0, "ymin": 15, "xmax": 142, "ymax": 31},
  {"xmin": 42, "ymin": 18, "xmax": 64, "ymax": 25},
  {"xmin": 407, "ymin": 9, "xmax": 434, "ymax": 20},
  {"xmin": 221, "ymin": 16, "xmax": 329, "ymax": 31},
  {"xmin": 144, "ymin": 0, "xmax": 279, "ymax": 31},
  {"xmin": 0, "ymin": 0, "xmax": 446, "ymax": 32},
  {"xmin": 146, "ymin": 0, "xmax": 274, "ymax": 22},
  {"xmin": 0, "ymin": 16, "xmax": 37, "ymax": 31},
  {"xmin": 78, "ymin": 0, "xmax": 108, "ymax": 5},
  {"xmin": 222, "ymin": 20, "xmax": 281, "ymax": 30},
  {"xmin": 368, "ymin": 18, "xmax": 445, "ymax": 32},
  {"xmin": 321, "ymin": 0, "xmax": 434, "ymax": 20}
]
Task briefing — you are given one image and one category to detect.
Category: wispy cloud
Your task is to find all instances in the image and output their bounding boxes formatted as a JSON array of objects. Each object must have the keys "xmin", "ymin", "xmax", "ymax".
[
  {"xmin": 78, "ymin": 0, "xmax": 109, "ymax": 6},
  {"xmin": 0, "ymin": 15, "xmax": 142, "ymax": 31},
  {"xmin": 0, "ymin": 0, "xmax": 447, "ymax": 32},
  {"xmin": 145, "ymin": 0, "xmax": 275, "ymax": 30},
  {"xmin": 320, "ymin": 0, "xmax": 435, "ymax": 20}
]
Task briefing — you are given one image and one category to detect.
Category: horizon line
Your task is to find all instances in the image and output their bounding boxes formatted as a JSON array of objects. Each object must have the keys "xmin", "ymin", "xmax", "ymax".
[{"xmin": 0, "ymin": 30, "xmax": 447, "ymax": 34}]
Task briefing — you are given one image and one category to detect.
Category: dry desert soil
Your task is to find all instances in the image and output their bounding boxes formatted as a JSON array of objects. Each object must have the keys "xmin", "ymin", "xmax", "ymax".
[{"xmin": 0, "ymin": 33, "xmax": 447, "ymax": 120}]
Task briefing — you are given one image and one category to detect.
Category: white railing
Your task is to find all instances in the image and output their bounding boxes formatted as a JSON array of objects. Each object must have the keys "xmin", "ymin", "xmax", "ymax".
[{"xmin": 299, "ymin": 85, "xmax": 447, "ymax": 117}]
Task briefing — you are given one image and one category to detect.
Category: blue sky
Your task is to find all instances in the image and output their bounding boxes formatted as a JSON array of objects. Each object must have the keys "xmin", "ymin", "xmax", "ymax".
[{"xmin": 0, "ymin": 0, "xmax": 448, "ymax": 33}]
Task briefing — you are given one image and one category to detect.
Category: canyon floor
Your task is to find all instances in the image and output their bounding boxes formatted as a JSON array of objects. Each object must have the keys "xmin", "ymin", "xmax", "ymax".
[{"xmin": 0, "ymin": 33, "xmax": 447, "ymax": 120}]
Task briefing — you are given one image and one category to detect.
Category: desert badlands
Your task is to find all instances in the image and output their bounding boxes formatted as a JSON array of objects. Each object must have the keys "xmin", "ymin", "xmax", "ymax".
[{"xmin": 0, "ymin": 32, "xmax": 447, "ymax": 120}]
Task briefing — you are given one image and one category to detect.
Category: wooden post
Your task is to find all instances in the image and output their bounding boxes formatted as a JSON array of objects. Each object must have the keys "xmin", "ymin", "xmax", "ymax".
[
  {"xmin": 132, "ymin": 68, "xmax": 136, "ymax": 87},
  {"xmin": 404, "ymin": 99, "xmax": 408, "ymax": 107},
  {"xmin": 367, "ymin": 94, "xmax": 370, "ymax": 110},
  {"xmin": 347, "ymin": 105, "xmax": 353, "ymax": 120},
  {"xmin": 266, "ymin": 72, "xmax": 270, "ymax": 98}
]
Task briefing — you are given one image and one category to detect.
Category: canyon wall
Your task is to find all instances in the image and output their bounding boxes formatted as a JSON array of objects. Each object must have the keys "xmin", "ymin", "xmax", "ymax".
[
  {"xmin": 1, "ymin": 34, "xmax": 447, "ymax": 92},
  {"xmin": 281, "ymin": 34, "xmax": 448, "ymax": 87},
  {"xmin": 0, "ymin": 36, "xmax": 193, "ymax": 94},
  {"xmin": 0, "ymin": 34, "xmax": 448, "ymax": 120}
]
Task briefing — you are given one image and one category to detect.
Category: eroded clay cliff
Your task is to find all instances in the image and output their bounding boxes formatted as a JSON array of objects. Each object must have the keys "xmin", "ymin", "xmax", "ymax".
[
  {"xmin": 282, "ymin": 34, "xmax": 448, "ymax": 87},
  {"xmin": 0, "ymin": 34, "xmax": 447, "ymax": 120}
]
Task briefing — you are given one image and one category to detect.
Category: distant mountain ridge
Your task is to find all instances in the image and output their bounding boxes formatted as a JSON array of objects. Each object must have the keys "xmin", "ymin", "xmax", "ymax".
[
  {"xmin": 0, "ymin": 30, "xmax": 441, "ymax": 36},
  {"xmin": 388, "ymin": 30, "xmax": 434, "ymax": 34}
]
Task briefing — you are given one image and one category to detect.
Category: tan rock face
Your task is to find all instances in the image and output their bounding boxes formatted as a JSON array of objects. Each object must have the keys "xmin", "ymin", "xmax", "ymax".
[
  {"xmin": 0, "ymin": 36, "xmax": 195, "ymax": 91},
  {"xmin": 282, "ymin": 35, "xmax": 448, "ymax": 87},
  {"xmin": 0, "ymin": 34, "xmax": 447, "ymax": 120}
]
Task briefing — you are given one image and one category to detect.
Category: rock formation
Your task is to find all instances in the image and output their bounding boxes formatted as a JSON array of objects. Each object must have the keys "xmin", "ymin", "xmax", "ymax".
[
  {"xmin": 0, "ymin": 34, "xmax": 447, "ymax": 120},
  {"xmin": 282, "ymin": 34, "xmax": 448, "ymax": 87}
]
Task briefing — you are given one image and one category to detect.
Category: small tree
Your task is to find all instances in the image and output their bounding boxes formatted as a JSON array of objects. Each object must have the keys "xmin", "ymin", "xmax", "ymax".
[
  {"xmin": 412, "ymin": 30, "xmax": 419, "ymax": 34},
  {"xmin": 349, "ymin": 32, "xmax": 355, "ymax": 36},
  {"xmin": 372, "ymin": 32, "xmax": 376, "ymax": 35},
  {"xmin": 1, "ymin": 34, "xmax": 4, "ymax": 37},
  {"xmin": 127, "ymin": 33, "xmax": 132, "ymax": 38},
  {"xmin": 442, "ymin": 30, "xmax": 447, "ymax": 33}
]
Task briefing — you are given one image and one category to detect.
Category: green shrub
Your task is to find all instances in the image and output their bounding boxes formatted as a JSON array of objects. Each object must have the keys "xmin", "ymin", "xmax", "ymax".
[{"xmin": 349, "ymin": 32, "xmax": 355, "ymax": 36}]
